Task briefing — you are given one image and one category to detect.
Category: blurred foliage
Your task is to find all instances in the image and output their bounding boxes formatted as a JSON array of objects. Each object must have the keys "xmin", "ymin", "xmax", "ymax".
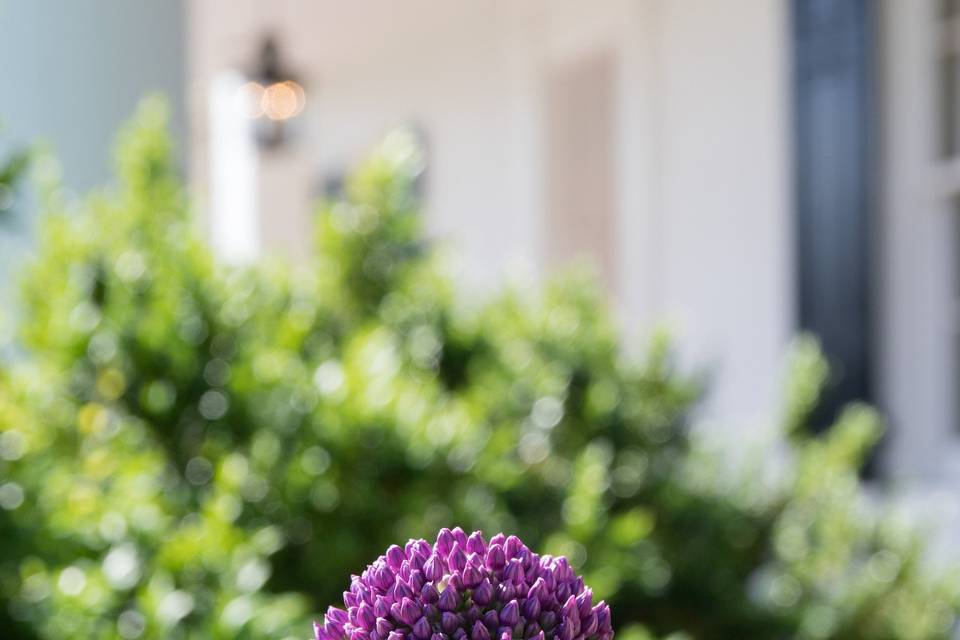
[
  {"xmin": 0, "ymin": 99, "xmax": 958, "ymax": 640},
  {"xmin": 0, "ymin": 141, "xmax": 29, "ymax": 221}
]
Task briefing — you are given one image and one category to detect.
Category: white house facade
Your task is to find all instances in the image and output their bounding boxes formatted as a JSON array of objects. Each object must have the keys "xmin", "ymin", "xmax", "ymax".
[
  {"xmin": 186, "ymin": 0, "xmax": 960, "ymax": 520},
  {"xmin": 189, "ymin": 0, "xmax": 794, "ymax": 436}
]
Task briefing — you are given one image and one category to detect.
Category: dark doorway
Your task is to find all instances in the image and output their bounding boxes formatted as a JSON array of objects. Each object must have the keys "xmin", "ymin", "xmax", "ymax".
[{"xmin": 792, "ymin": 0, "xmax": 875, "ymax": 431}]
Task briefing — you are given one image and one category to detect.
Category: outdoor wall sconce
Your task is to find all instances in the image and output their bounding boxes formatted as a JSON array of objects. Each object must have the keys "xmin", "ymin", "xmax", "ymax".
[{"xmin": 240, "ymin": 36, "xmax": 306, "ymax": 149}]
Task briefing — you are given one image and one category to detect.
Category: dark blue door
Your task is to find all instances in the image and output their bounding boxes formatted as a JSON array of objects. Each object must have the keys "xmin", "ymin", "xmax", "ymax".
[{"xmin": 792, "ymin": 0, "xmax": 874, "ymax": 430}]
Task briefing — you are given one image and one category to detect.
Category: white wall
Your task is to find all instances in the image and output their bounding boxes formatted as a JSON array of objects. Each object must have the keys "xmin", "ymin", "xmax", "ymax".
[
  {"xmin": 0, "ymin": 0, "xmax": 184, "ymax": 309},
  {"xmin": 0, "ymin": 0, "xmax": 185, "ymax": 191},
  {"xmin": 880, "ymin": 0, "xmax": 960, "ymax": 484},
  {"xmin": 315, "ymin": 0, "xmax": 793, "ymax": 426},
  {"xmin": 307, "ymin": 2, "xmax": 543, "ymax": 287},
  {"xmin": 651, "ymin": 0, "xmax": 793, "ymax": 427},
  {"xmin": 189, "ymin": 0, "xmax": 793, "ymax": 427}
]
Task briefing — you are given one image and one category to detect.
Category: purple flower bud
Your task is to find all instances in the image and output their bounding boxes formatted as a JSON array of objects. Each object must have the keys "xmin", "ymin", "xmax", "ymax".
[
  {"xmin": 504, "ymin": 560, "xmax": 524, "ymax": 586},
  {"xmin": 395, "ymin": 579, "xmax": 415, "ymax": 601},
  {"xmin": 345, "ymin": 591, "xmax": 360, "ymax": 608},
  {"xmin": 328, "ymin": 607, "xmax": 350, "ymax": 624},
  {"xmin": 441, "ymin": 612, "xmax": 460, "ymax": 634},
  {"xmin": 452, "ymin": 527, "xmax": 468, "ymax": 548},
  {"xmin": 504, "ymin": 536, "xmax": 522, "ymax": 559},
  {"xmin": 352, "ymin": 629, "xmax": 372, "ymax": 640},
  {"xmin": 464, "ymin": 605, "xmax": 481, "ymax": 624},
  {"xmin": 453, "ymin": 629, "xmax": 467, "ymax": 640},
  {"xmin": 576, "ymin": 589, "xmax": 593, "ymax": 619},
  {"xmin": 410, "ymin": 570, "xmax": 426, "ymax": 593},
  {"xmin": 358, "ymin": 603, "xmax": 377, "ymax": 630},
  {"xmin": 432, "ymin": 635, "xmax": 448, "ymax": 640},
  {"xmin": 326, "ymin": 618, "xmax": 346, "ymax": 638},
  {"xmin": 489, "ymin": 533, "xmax": 507, "ymax": 547},
  {"xmin": 471, "ymin": 620, "xmax": 491, "ymax": 640},
  {"xmin": 374, "ymin": 598, "xmax": 391, "ymax": 619},
  {"xmin": 377, "ymin": 619, "xmax": 395, "ymax": 637},
  {"xmin": 482, "ymin": 610, "xmax": 499, "ymax": 630},
  {"xmin": 538, "ymin": 612, "xmax": 557, "ymax": 631},
  {"xmin": 518, "ymin": 549, "xmax": 535, "ymax": 572},
  {"xmin": 424, "ymin": 554, "xmax": 445, "ymax": 582},
  {"xmin": 421, "ymin": 583, "xmax": 440, "ymax": 604},
  {"xmin": 500, "ymin": 631, "xmax": 512, "ymax": 640},
  {"xmin": 448, "ymin": 543, "xmax": 468, "ymax": 573},
  {"xmin": 572, "ymin": 578, "xmax": 584, "ymax": 596},
  {"xmin": 411, "ymin": 554, "xmax": 426, "ymax": 572},
  {"xmin": 387, "ymin": 545, "xmax": 407, "ymax": 571},
  {"xmin": 414, "ymin": 540, "xmax": 433, "ymax": 559},
  {"xmin": 462, "ymin": 564, "xmax": 483, "ymax": 589},
  {"xmin": 375, "ymin": 566, "xmax": 396, "ymax": 592},
  {"xmin": 527, "ymin": 578, "xmax": 545, "ymax": 602},
  {"xmin": 448, "ymin": 572, "xmax": 464, "ymax": 591},
  {"xmin": 514, "ymin": 583, "xmax": 529, "ymax": 599},
  {"xmin": 541, "ymin": 570, "xmax": 555, "ymax": 593},
  {"xmin": 561, "ymin": 596, "xmax": 580, "ymax": 630},
  {"xmin": 423, "ymin": 604, "xmax": 439, "ymax": 619},
  {"xmin": 593, "ymin": 602, "xmax": 611, "ymax": 633},
  {"xmin": 485, "ymin": 544, "xmax": 506, "ymax": 571},
  {"xmin": 472, "ymin": 579, "xmax": 494, "ymax": 606},
  {"xmin": 556, "ymin": 558, "xmax": 573, "ymax": 583},
  {"xmin": 581, "ymin": 612, "xmax": 598, "ymax": 637},
  {"xmin": 438, "ymin": 585, "xmax": 459, "ymax": 612},
  {"xmin": 497, "ymin": 582, "xmax": 516, "ymax": 603},
  {"xmin": 467, "ymin": 531, "xmax": 487, "ymax": 556},
  {"xmin": 521, "ymin": 597, "xmax": 540, "ymax": 621},
  {"xmin": 388, "ymin": 632, "xmax": 406, "ymax": 640},
  {"xmin": 400, "ymin": 597, "xmax": 421, "ymax": 626},
  {"xmin": 523, "ymin": 623, "xmax": 541, "ymax": 639},
  {"xmin": 414, "ymin": 617, "xmax": 432, "ymax": 639},
  {"xmin": 436, "ymin": 529, "xmax": 456, "ymax": 556},
  {"xmin": 390, "ymin": 602, "xmax": 404, "ymax": 624},
  {"xmin": 362, "ymin": 585, "xmax": 378, "ymax": 606},
  {"xmin": 556, "ymin": 623, "xmax": 574, "ymax": 640},
  {"xmin": 500, "ymin": 600, "xmax": 519, "ymax": 627}
]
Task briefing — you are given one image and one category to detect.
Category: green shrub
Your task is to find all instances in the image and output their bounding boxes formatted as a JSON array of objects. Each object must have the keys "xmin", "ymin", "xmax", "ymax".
[
  {"xmin": 0, "ymin": 139, "xmax": 29, "ymax": 220},
  {"xmin": 0, "ymin": 100, "xmax": 957, "ymax": 639}
]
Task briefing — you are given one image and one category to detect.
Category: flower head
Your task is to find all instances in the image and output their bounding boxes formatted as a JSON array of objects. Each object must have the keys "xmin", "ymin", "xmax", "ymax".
[{"xmin": 316, "ymin": 528, "xmax": 613, "ymax": 640}]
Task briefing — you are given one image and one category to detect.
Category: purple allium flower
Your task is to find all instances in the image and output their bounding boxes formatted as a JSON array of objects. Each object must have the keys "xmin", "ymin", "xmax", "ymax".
[{"xmin": 315, "ymin": 528, "xmax": 613, "ymax": 640}]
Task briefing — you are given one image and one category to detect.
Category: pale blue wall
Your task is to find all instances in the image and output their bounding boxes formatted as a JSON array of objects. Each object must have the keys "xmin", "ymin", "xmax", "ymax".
[{"xmin": 0, "ymin": 0, "xmax": 184, "ymax": 306}]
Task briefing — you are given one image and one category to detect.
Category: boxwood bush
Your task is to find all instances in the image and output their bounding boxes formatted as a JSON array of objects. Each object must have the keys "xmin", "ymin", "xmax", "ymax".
[{"xmin": 0, "ymin": 100, "xmax": 957, "ymax": 639}]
